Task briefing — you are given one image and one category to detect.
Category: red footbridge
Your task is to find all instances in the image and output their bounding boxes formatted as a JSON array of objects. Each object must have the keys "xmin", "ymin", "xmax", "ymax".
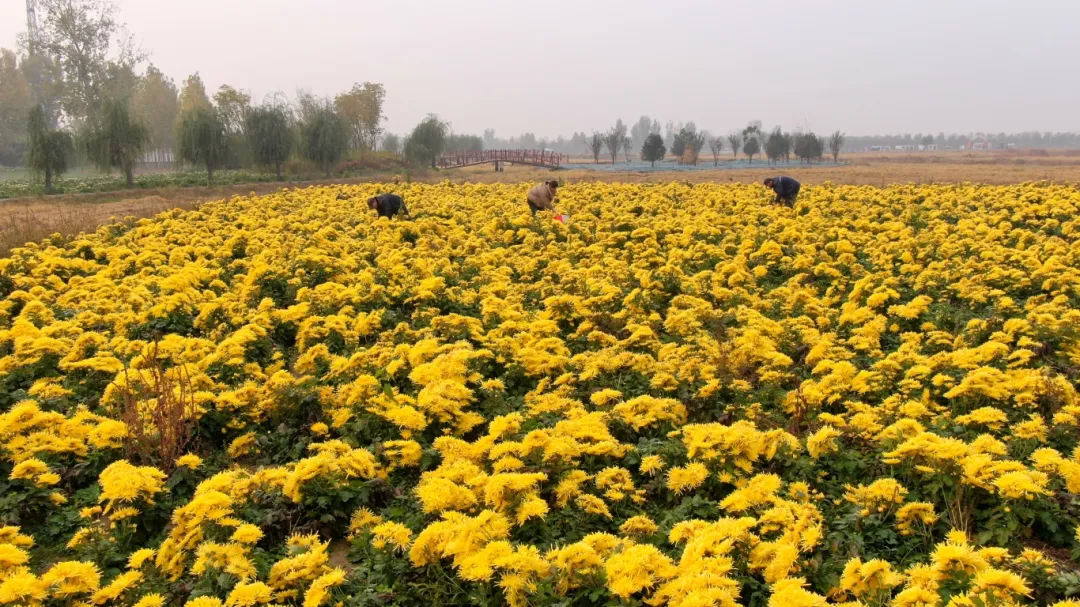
[{"xmin": 437, "ymin": 149, "xmax": 566, "ymax": 171}]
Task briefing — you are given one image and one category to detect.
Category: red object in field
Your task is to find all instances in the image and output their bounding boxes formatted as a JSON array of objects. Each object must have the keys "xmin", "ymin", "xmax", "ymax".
[{"xmin": 554, "ymin": 215, "xmax": 568, "ymax": 223}]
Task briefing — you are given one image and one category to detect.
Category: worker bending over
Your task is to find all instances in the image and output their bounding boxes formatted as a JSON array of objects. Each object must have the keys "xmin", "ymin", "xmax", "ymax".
[
  {"xmin": 526, "ymin": 180, "xmax": 559, "ymax": 215},
  {"xmin": 763, "ymin": 176, "xmax": 800, "ymax": 207},
  {"xmin": 368, "ymin": 193, "xmax": 410, "ymax": 219}
]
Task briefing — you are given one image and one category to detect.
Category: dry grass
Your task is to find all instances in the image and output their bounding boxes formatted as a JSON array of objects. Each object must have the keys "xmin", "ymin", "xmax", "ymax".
[
  {"xmin": 116, "ymin": 344, "xmax": 198, "ymax": 473},
  {"xmin": 0, "ymin": 195, "xmax": 199, "ymax": 257},
  {"xmin": 3, "ymin": 152, "xmax": 1079, "ymax": 258}
]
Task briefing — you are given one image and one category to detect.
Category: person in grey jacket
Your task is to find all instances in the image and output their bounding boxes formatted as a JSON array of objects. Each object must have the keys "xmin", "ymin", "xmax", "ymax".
[
  {"xmin": 763, "ymin": 176, "xmax": 801, "ymax": 207},
  {"xmin": 368, "ymin": 193, "xmax": 410, "ymax": 219}
]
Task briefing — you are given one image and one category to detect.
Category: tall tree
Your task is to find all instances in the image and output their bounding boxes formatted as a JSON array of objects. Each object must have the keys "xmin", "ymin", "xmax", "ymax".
[
  {"xmin": 245, "ymin": 103, "xmax": 293, "ymax": 179},
  {"xmin": 301, "ymin": 103, "xmax": 349, "ymax": 176},
  {"xmin": 829, "ymin": 131, "xmax": 846, "ymax": 163},
  {"xmin": 334, "ymin": 84, "xmax": 365, "ymax": 151},
  {"xmin": 742, "ymin": 125, "xmax": 762, "ymax": 164},
  {"xmin": 640, "ymin": 133, "xmax": 665, "ymax": 167},
  {"xmin": 381, "ymin": 132, "xmax": 400, "ymax": 155},
  {"xmin": 178, "ymin": 106, "xmax": 229, "ymax": 182},
  {"xmin": 403, "ymin": 114, "xmax": 449, "ymax": 168},
  {"xmin": 27, "ymin": 105, "xmax": 73, "ymax": 191},
  {"xmin": 37, "ymin": 0, "xmax": 143, "ymax": 120},
  {"xmin": 358, "ymin": 82, "xmax": 386, "ymax": 152},
  {"xmin": 445, "ymin": 133, "xmax": 483, "ymax": 153},
  {"xmin": 214, "ymin": 84, "xmax": 253, "ymax": 169},
  {"xmin": 178, "ymin": 73, "xmax": 211, "ymax": 115},
  {"xmin": 794, "ymin": 131, "xmax": 824, "ymax": 163},
  {"xmin": 603, "ymin": 126, "xmax": 624, "ymax": 164},
  {"xmin": 727, "ymin": 131, "xmax": 741, "ymax": 160},
  {"xmin": 707, "ymin": 136, "xmax": 723, "ymax": 167},
  {"xmin": 629, "ymin": 115, "xmax": 653, "ymax": 151},
  {"xmin": 131, "ymin": 65, "xmax": 179, "ymax": 164},
  {"xmin": 334, "ymin": 82, "xmax": 386, "ymax": 153},
  {"xmin": 213, "ymin": 85, "xmax": 251, "ymax": 135},
  {"xmin": 765, "ymin": 127, "xmax": 787, "ymax": 164},
  {"xmin": 685, "ymin": 129, "xmax": 706, "ymax": 165},
  {"xmin": 588, "ymin": 132, "xmax": 603, "ymax": 163},
  {"xmin": 0, "ymin": 50, "xmax": 34, "ymax": 166},
  {"xmin": 671, "ymin": 123, "xmax": 699, "ymax": 162},
  {"xmin": 622, "ymin": 135, "xmax": 633, "ymax": 163},
  {"xmin": 81, "ymin": 97, "xmax": 149, "ymax": 186}
]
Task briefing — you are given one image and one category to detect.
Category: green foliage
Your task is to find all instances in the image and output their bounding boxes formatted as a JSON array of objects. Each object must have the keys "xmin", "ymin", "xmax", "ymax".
[
  {"xmin": 245, "ymin": 104, "xmax": 293, "ymax": 179},
  {"xmin": 795, "ymin": 131, "xmax": 826, "ymax": 163},
  {"xmin": 81, "ymin": 97, "xmax": 150, "ymax": 186},
  {"xmin": 742, "ymin": 125, "xmax": 761, "ymax": 164},
  {"xmin": 765, "ymin": 127, "xmax": 787, "ymax": 164},
  {"xmin": 177, "ymin": 106, "xmax": 229, "ymax": 182},
  {"xmin": 37, "ymin": 0, "xmax": 145, "ymax": 119},
  {"xmin": 334, "ymin": 82, "xmax": 386, "ymax": 152},
  {"xmin": 639, "ymin": 133, "xmax": 665, "ymax": 166},
  {"xmin": 0, "ymin": 50, "xmax": 34, "ymax": 167},
  {"xmin": 26, "ymin": 105, "xmax": 73, "ymax": 191},
  {"xmin": 381, "ymin": 133, "xmax": 401, "ymax": 155},
  {"xmin": 444, "ymin": 133, "xmax": 483, "ymax": 154},
  {"xmin": 404, "ymin": 114, "xmax": 449, "ymax": 169},
  {"xmin": 131, "ymin": 65, "xmax": 179, "ymax": 155},
  {"xmin": 300, "ymin": 104, "xmax": 349, "ymax": 177}
]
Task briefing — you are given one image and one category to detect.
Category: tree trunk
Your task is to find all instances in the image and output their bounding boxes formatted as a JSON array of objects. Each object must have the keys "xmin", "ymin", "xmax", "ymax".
[
  {"xmin": 208, "ymin": 164, "xmax": 215, "ymax": 184},
  {"xmin": 125, "ymin": 165, "xmax": 134, "ymax": 187},
  {"xmin": 44, "ymin": 167, "xmax": 52, "ymax": 192},
  {"xmin": 275, "ymin": 162, "xmax": 282, "ymax": 180}
]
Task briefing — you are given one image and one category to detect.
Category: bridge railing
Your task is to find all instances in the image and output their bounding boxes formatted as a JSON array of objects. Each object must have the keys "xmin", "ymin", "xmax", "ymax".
[{"xmin": 437, "ymin": 149, "xmax": 565, "ymax": 168}]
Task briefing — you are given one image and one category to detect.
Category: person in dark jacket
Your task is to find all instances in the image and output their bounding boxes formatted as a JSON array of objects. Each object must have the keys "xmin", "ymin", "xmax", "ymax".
[
  {"xmin": 368, "ymin": 193, "xmax": 410, "ymax": 219},
  {"xmin": 763, "ymin": 176, "xmax": 800, "ymax": 207}
]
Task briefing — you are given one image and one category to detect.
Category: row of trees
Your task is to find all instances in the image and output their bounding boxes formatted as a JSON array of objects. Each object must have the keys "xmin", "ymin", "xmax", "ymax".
[
  {"xmin": 2, "ymin": 0, "xmax": 410, "ymax": 184},
  {"xmin": 583, "ymin": 120, "xmax": 846, "ymax": 167}
]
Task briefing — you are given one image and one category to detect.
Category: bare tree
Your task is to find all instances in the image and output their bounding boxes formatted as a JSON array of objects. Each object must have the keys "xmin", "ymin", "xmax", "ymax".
[
  {"xmin": 588, "ymin": 132, "xmax": 603, "ymax": 163},
  {"xmin": 727, "ymin": 131, "xmax": 741, "ymax": 160},
  {"xmin": 622, "ymin": 135, "xmax": 632, "ymax": 163},
  {"xmin": 829, "ymin": 130, "xmax": 846, "ymax": 163},
  {"xmin": 604, "ymin": 126, "xmax": 624, "ymax": 164},
  {"xmin": 708, "ymin": 137, "xmax": 723, "ymax": 166}
]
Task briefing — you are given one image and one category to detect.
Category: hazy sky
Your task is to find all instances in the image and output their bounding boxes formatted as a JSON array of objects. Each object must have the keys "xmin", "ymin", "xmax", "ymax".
[{"xmin": 3, "ymin": 0, "xmax": 1079, "ymax": 138}]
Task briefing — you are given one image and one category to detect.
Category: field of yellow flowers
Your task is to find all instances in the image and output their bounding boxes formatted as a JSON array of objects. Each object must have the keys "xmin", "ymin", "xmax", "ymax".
[{"xmin": 1, "ymin": 181, "xmax": 1080, "ymax": 607}]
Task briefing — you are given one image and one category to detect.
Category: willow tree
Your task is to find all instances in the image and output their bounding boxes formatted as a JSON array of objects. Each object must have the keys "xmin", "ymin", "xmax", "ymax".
[
  {"xmin": 178, "ymin": 106, "xmax": 229, "ymax": 182},
  {"xmin": 403, "ymin": 114, "xmax": 449, "ymax": 168},
  {"xmin": 245, "ymin": 103, "xmax": 293, "ymax": 179},
  {"xmin": 26, "ymin": 105, "xmax": 73, "ymax": 192},
  {"xmin": 300, "ymin": 104, "xmax": 348, "ymax": 177},
  {"xmin": 82, "ymin": 98, "xmax": 150, "ymax": 186}
]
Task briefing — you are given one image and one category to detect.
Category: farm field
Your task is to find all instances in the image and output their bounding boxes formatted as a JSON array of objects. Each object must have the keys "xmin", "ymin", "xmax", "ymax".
[
  {"xmin": 0, "ymin": 170, "xmax": 304, "ymax": 200},
  {"xmin": 2, "ymin": 181, "xmax": 1080, "ymax": 607}
]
